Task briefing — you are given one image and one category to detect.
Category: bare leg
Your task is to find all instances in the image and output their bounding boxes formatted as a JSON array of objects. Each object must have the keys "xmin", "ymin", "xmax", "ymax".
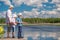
[
  {"xmin": 7, "ymin": 24, "xmax": 11, "ymax": 38},
  {"xmin": 7, "ymin": 32, "xmax": 10, "ymax": 38},
  {"xmin": 7, "ymin": 27, "xmax": 10, "ymax": 38},
  {"xmin": 12, "ymin": 32, "xmax": 14, "ymax": 37},
  {"xmin": 12, "ymin": 27, "xmax": 15, "ymax": 38}
]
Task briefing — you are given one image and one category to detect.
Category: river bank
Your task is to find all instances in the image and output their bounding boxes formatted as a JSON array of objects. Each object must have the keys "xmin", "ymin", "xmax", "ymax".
[
  {"xmin": 0, "ymin": 23, "xmax": 60, "ymax": 26},
  {"xmin": 23, "ymin": 23, "xmax": 60, "ymax": 26}
]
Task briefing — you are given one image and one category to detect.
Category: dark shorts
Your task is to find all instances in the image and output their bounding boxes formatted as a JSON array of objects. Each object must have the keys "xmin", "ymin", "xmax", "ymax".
[{"xmin": 7, "ymin": 27, "xmax": 14, "ymax": 32}]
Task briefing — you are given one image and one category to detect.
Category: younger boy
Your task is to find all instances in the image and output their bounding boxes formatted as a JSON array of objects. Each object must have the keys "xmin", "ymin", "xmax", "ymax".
[{"xmin": 12, "ymin": 14, "xmax": 17, "ymax": 38}]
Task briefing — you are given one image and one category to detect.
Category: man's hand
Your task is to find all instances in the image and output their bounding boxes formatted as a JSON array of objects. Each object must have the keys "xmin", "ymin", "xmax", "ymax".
[
  {"xmin": 16, "ymin": 22, "xmax": 18, "ymax": 24},
  {"xmin": 9, "ymin": 22, "xmax": 14, "ymax": 25}
]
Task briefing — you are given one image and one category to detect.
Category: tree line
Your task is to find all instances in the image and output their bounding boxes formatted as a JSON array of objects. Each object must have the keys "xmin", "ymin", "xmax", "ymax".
[
  {"xmin": 23, "ymin": 18, "xmax": 60, "ymax": 23},
  {"xmin": 0, "ymin": 18, "xmax": 60, "ymax": 24}
]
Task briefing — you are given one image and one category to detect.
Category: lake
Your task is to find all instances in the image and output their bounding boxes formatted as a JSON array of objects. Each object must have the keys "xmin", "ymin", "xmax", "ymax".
[{"xmin": 3, "ymin": 25, "xmax": 60, "ymax": 40}]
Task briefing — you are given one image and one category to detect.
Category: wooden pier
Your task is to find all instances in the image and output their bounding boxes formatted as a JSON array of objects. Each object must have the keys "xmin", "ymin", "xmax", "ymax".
[{"xmin": 0, "ymin": 38, "xmax": 25, "ymax": 40}]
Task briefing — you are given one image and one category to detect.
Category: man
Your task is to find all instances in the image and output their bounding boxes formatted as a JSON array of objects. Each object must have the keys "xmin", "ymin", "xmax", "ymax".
[
  {"xmin": 16, "ymin": 13, "xmax": 23, "ymax": 38},
  {"xmin": 6, "ymin": 5, "xmax": 14, "ymax": 38}
]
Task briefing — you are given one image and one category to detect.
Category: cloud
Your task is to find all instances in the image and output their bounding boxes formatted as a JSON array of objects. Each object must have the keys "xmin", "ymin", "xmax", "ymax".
[
  {"xmin": 52, "ymin": 0, "xmax": 60, "ymax": 3},
  {"xmin": 22, "ymin": 8, "xmax": 40, "ymax": 18},
  {"xmin": 0, "ymin": 9, "xmax": 60, "ymax": 18},
  {"xmin": 12, "ymin": 0, "xmax": 48, "ymax": 7},
  {"xmin": 0, "ymin": 11, "xmax": 6, "ymax": 18},
  {"xmin": 12, "ymin": 0, "xmax": 23, "ymax": 6},
  {"xmin": 47, "ymin": 11, "xmax": 57, "ymax": 15},
  {"xmin": 41, "ymin": 10, "xmax": 60, "ymax": 18},
  {"xmin": 0, "ymin": 0, "xmax": 60, "ymax": 18},
  {"xmin": 52, "ymin": 0, "xmax": 60, "ymax": 8},
  {"xmin": 22, "ymin": 8, "xmax": 60, "ymax": 18},
  {"xmin": 23, "ymin": 0, "xmax": 42, "ymax": 6},
  {"xmin": 0, "ymin": 0, "xmax": 11, "ymax": 6},
  {"xmin": 57, "ymin": 8, "xmax": 60, "ymax": 11},
  {"xmin": 57, "ymin": 4, "xmax": 60, "ymax": 9}
]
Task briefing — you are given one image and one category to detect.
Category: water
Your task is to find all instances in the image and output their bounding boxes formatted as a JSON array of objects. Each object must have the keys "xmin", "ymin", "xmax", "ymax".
[{"xmin": 3, "ymin": 25, "xmax": 60, "ymax": 40}]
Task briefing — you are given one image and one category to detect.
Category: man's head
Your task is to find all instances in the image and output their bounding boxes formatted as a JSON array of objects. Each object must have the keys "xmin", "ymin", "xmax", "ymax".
[{"xmin": 9, "ymin": 5, "xmax": 14, "ymax": 10}]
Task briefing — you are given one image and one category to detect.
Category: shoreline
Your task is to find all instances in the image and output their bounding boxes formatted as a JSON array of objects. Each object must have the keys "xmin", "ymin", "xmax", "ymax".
[
  {"xmin": 0, "ymin": 23, "xmax": 60, "ymax": 26},
  {"xmin": 23, "ymin": 23, "xmax": 60, "ymax": 26}
]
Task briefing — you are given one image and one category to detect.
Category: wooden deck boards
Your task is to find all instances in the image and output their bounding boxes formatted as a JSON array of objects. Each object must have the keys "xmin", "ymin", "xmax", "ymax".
[{"xmin": 0, "ymin": 38, "xmax": 25, "ymax": 40}]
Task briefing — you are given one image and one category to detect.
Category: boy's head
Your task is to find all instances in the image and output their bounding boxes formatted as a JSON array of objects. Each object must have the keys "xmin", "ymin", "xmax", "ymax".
[
  {"xmin": 18, "ymin": 13, "xmax": 22, "ymax": 17},
  {"xmin": 12, "ymin": 14, "xmax": 17, "ymax": 18}
]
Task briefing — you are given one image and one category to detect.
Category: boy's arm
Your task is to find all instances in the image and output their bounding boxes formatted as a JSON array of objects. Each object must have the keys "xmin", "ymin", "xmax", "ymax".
[
  {"xmin": 15, "ymin": 22, "xmax": 18, "ymax": 24},
  {"xmin": 16, "ymin": 18, "xmax": 18, "ymax": 24},
  {"xmin": 16, "ymin": 18, "xmax": 20, "ymax": 24},
  {"xmin": 16, "ymin": 18, "xmax": 23, "ymax": 24}
]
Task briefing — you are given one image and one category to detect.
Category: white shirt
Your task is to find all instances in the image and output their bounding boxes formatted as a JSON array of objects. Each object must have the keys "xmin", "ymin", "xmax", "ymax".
[
  {"xmin": 6, "ymin": 9, "xmax": 12, "ymax": 23},
  {"xmin": 12, "ymin": 17, "xmax": 16, "ymax": 25}
]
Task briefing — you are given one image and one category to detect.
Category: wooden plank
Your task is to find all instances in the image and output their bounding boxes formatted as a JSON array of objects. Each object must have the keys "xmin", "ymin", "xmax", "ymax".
[{"xmin": 0, "ymin": 38, "xmax": 25, "ymax": 40}]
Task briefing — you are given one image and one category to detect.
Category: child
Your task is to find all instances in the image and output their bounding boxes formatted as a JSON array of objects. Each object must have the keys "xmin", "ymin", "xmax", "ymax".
[
  {"xmin": 16, "ymin": 13, "xmax": 23, "ymax": 38},
  {"xmin": 12, "ymin": 14, "xmax": 17, "ymax": 38}
]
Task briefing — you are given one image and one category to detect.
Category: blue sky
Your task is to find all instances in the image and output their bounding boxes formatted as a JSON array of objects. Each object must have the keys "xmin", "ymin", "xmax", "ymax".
[{"xmin": 0, "ymin": 0, "xmax": 60, "ymax": 18}]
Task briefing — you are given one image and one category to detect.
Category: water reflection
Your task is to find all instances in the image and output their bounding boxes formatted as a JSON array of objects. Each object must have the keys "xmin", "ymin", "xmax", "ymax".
[
  {"xmin": 24, "ymin": 31, "xmax": 58, "ymax": 40},
  {"xmin": 4, "ymin": 25, "xmax": 60, "ymax": 40},
  {"xmin": 27, "ymin": 37, "xmax": 33, "ymax": 40}
]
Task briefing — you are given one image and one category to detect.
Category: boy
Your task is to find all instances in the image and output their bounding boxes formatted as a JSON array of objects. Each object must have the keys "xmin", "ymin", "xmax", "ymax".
[
  {"xmin": 16, "ymin": 13, "xmax": 23, "ymax": 38},
  {"xmin": 12, "ymin": 14, "xmax": 17, "ymax": 38}
]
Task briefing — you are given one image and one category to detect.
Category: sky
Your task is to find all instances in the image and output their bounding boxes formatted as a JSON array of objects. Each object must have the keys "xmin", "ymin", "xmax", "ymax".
[{"xmin": 0, "ymin": 0, "xmax": 60, "ymax": 18}]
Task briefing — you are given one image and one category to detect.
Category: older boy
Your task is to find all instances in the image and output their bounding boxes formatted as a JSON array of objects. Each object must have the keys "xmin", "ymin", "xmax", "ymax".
[{"xmin": 16, "ymin": 13, "xmax": 23, "ymax": 38}]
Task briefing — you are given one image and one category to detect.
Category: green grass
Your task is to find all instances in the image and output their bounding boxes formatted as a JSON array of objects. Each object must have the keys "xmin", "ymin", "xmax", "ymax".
[{"xmin": 0, "ymin": 18, "xmax": 60, "ymax": 25}]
